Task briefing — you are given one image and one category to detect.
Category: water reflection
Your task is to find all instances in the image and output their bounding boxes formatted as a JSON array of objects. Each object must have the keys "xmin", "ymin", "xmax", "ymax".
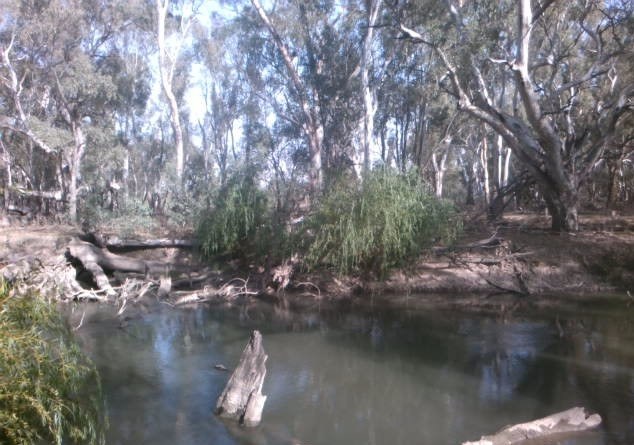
[{"xmin": 68, "ymin": 300, "xmax": 634, "ymax": 445}]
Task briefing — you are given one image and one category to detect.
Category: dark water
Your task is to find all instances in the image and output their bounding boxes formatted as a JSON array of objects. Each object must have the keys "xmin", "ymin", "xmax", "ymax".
[{"xmin": 68, "ymin": 298, "xmax": 634, "ymax": 445}]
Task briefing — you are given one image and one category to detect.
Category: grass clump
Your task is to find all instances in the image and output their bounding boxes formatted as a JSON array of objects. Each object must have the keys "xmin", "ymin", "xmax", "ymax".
[
  {"xmin": 0, "ymin": 281, "xmax": 106, "ymax": 445},
  {"xmin": 197, "ymin": 172, "xmax": 270, "ymax": 259},
  {"xmin": 305, "ymin": 169, "xmax": 461, "ymax": 277}
]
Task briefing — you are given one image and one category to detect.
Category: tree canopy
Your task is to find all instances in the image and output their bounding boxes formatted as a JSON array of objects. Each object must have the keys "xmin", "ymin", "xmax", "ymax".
[{"xmin": 0, "ymin": 0, "xmax": 632, "ymax": 232}]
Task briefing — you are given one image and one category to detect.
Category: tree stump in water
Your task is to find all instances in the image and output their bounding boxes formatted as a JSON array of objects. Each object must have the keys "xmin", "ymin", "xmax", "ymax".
[
  {"xmin": 463, "ymin": 407, "xmax": 601, "ymax": 445},
  {"xmin": 215, "ymin": 330, "xmax": 268, "ymax": 427}
]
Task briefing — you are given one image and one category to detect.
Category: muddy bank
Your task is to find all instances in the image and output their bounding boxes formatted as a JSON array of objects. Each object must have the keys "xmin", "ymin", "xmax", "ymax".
[{"xmin": 1, "ymin": 214, "xmax": 633, "ymax": 312}]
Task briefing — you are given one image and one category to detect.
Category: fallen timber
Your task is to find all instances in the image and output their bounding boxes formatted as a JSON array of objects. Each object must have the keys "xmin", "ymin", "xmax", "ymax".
[
  {"xmin": 88, "ymin": 232, "xmax": 197, "ymax": 249},
  {"xmin": 463, "ymin": 407, "xmax": 601, "ymax": 445}
]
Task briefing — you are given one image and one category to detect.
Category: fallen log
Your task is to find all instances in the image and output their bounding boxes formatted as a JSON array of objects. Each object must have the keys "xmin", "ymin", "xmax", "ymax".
[
  {"xmin": 215, "ymin": 330, "xmax": 268, "ymax": 427},
  {"xmin": 463, "ymin": 407, "xmax": 601, "ymax": 445},
  {"xmin": 68, "ymin": 239, "xmax": 168, "ymax": 275},
  {"xmin": 97, "ymin": 235, "xmax": 198, "ymax": 249},
  {"xmin": 67, "ymin": 239, "xmax": 169, "ymax": 296}
]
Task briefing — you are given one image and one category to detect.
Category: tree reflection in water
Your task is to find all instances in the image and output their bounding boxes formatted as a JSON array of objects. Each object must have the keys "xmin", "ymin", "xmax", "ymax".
[{"xmin": 69, "ymin": 300, "xmax": 634, "ymax": 445}]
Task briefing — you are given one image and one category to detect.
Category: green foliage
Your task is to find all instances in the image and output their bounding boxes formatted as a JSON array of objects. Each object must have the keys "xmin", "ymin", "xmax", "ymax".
[
  {"xmin": 305, "ymin": 169, "xmax": 462, "ymax": 277},
  {"xmin": 197, "ymin": 172, "xmax": 271, "ymax": 259},
  {"xmin": 80, "ymin": 195, "xmax": 157, "ymax": 235},
  {"xmin": 0, "ymin": 282, "xmax": 106, "ymax": 445}
]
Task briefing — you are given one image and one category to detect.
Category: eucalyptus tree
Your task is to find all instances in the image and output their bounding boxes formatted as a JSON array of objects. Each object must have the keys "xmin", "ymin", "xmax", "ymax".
[
  {"xmin": 0, "ymin": 0, "xmax": 141, "ymax": 222},
  {"xmin": 249, "ymin": 0, "xmax": 325, "ymax": 195},
  {"xmin": 400, "ymin": 0, "xmax": 634, "ymax": 231},
  {"xmin": 193, "ymin": 18, "xmax": 245, "ymax": 188},
  {"xmin": 243, "ymin": 0, "xmax": 373, "ymax": 197},
  {"xmin": 155, "ymin": 0, "xmax": 198, "ymax": 183}
]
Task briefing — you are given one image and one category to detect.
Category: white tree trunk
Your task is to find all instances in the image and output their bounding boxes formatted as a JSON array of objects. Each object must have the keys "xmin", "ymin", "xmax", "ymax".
[
  {"xmin": 432, "ymin": 151, "xmax": 448, "ymax": 198},
  {"xmin": 480, "ymin": 137, "xmax": 490, "ymax": 205},
  {"xmin": 360, "ymin": 0, "xmax": 382, "ymax": 174},
  {"xmin": 156, "ymin": 0, "xmax": 185, "ymax": 182},
  {"xmin": 67, "ymin": 121, "xmax": 86, "ymax": 224}
]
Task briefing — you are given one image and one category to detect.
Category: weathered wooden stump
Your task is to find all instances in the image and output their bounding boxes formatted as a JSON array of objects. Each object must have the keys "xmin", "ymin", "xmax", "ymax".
[
  {"xmin": 463, "ymin": 407, "xmax": 602, "ymax": 445},
  {"xmin": 215, "ymin": 330, "xmax": 268, "ymax": 427}
]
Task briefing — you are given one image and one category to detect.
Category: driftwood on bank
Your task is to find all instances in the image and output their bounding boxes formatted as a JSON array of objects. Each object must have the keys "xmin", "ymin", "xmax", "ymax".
[
  {"xmin": 462, "ymin": 407, "xmax": 601, "ymax": 445},
  {"xmin": 216, "ymin": 330, "xmax": 268, "ymax": 427}
]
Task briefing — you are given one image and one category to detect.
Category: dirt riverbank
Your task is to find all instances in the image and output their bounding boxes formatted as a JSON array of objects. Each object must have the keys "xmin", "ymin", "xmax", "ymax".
[{"xmin": 1, "ymin": 213, "xmax": 633, "ymax": 312}]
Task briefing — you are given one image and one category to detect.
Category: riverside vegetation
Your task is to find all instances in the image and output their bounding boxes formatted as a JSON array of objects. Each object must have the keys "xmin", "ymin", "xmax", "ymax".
[
  {"xmin": 0, "ymin": 280, "xmax": 106, "ymax": 445},
  {"xmin": 198, "ymin": 168, "xmax": 461, "ymax": 278}
]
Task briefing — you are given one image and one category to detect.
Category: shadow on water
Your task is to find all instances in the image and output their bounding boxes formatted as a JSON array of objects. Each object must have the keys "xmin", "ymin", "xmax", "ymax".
[{"xmin": 67, "ymin": 297, "xmax": 634, "ymax": 445}]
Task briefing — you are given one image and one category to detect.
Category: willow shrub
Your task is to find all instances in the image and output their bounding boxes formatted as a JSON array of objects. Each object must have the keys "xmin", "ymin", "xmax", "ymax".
[
  {"xmin": 305, "ymin": 169, "xmax": 461, "ymax": 277},
  {"xmin": 198, "ymin": 174, "xmax": 272, "ymax": 259},
  {"xmin": 0, "ymin": 282, "xmax": 106, "ymax": 445}
]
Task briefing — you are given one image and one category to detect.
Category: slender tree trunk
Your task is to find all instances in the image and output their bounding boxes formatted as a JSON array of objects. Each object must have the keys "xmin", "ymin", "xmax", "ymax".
[
  {"xmin": 122, "ymin": 146, "xmax": 130, "ymax": 206},
  {"xmin": 156, "ymin": 0, "xmax": 185, "ymax": 182},
  {"xmin": 67, "ymin": 121, "xmax": 86, "ymax": 224},
  {"xmin": 480, "ymin": 137, "xmax": 491, "ymax": 205},
  {"xmin": 432, "ymin": 151, "xmax": 447, "ymax": 198},
  {"xmin": 0, "ymin": 139, "xmax": 11, "ymax": 210},
  {"xmin": 360, "ymin": 0, "xmax": 381, "ymax": 174}
]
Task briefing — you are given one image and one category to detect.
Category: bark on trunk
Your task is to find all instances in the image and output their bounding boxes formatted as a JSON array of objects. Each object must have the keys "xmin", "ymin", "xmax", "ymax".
[
  {"xmin": 215, "ymin": 330, "xmax": 268, "ymax": 427},
  {"xmin": 463, "ymin": 407, "xmax": 601, "ymax": 445},
  {"xmin": 543, "ymin": 184, "xmax": 579, "ymax": 232}
]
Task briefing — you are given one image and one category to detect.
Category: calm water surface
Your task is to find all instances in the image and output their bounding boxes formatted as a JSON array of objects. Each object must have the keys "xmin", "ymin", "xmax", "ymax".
[{"xmin": 69, "ymin": 298, "xmax": 634, "ymax": 445}]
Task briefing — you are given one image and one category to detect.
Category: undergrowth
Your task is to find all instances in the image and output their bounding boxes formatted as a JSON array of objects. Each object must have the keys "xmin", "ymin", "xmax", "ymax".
[
  {"xmin": 0, "ymin": 280, "xmax": 106, "ymax": 445},
  {"xmin": 197, "ymin": 172, "xmax": 271, "ymax": 259},
  {"xmin": 305, "ymin": 169, "xmax": 462, "ymax": 277}
]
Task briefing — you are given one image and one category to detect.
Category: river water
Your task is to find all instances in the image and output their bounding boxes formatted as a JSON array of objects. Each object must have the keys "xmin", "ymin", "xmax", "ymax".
[{"xmin": 69, "ymin": 298, "xmax": 634, "ymax": 445}]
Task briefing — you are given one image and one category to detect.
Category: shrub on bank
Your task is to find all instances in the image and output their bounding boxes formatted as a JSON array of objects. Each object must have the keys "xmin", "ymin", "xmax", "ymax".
[
  {"xmin": 305, "ymin": 169, "xmax": 461, "ymax": 277},
  {"xmin": 0, "ymin": 281, "xmax": 106, "ymax": 445},
  {"xmin": 197, "ymin": 173, "xmax": 271, "ymax": 259}
]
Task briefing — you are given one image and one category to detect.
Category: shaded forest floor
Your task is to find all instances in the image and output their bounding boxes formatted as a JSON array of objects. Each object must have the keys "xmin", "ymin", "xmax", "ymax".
[{"xmin": 1, "ymin": 211, "xmax": 633, "ymax": 312}]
